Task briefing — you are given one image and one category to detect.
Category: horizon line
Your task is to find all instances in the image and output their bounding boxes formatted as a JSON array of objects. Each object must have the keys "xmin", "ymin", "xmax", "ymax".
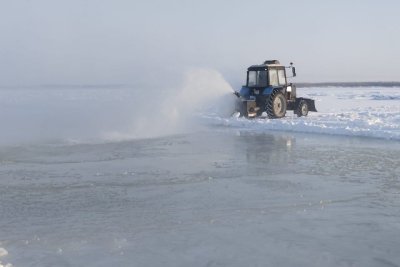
[{"xmin": 0, "ymin": 81, "xmax": 400, "ymax": 89}]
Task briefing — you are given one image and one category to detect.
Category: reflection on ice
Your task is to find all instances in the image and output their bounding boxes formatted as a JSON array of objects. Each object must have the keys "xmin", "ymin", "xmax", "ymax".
[{"xmin": 234, "ymin": 131, "xmax": 295, "ymax": 166}]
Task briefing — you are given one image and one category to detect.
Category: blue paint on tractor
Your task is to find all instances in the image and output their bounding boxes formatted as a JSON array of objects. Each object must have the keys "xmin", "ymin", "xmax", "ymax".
[
  {"xmin": 239, "ymin": 86, "xmax": 250, "ymax": 98},
  {"xmin": 239, "ymin": 86, "xmax": 274, "ymax": 99}
]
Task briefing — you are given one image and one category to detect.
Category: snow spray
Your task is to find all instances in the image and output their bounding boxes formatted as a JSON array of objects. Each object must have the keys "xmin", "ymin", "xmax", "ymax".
[{"xmin": 0, "ymin": 69, "xmax": 236, "ymax": 145}]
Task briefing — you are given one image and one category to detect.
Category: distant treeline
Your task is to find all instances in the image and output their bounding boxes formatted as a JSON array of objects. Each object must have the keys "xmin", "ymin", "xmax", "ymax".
[{"xmin": 297, "ymin": 82, "xmax": 400, "ymax": 88}]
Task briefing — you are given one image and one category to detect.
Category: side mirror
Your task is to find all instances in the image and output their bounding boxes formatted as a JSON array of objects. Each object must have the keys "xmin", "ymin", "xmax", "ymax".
[{"xmin": 289, "ymin": 62, "xmax": 296, "ymax": 77}]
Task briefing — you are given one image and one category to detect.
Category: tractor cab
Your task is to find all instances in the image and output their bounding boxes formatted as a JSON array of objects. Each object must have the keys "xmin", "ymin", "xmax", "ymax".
[
  {"xmin": 240, "ymin": 60, "xmax": 296, "ymax": 100},
  {"xmin": 246, "ymin": 61, "xmax": 288, "ymax": 88}
]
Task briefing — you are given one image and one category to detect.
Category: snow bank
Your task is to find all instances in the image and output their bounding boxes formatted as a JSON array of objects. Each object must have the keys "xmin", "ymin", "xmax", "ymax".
[
  {"xmin": 0, "ymin": 248, "xmax": 12, "ymax": 267},
  {"xmin": 0, "ymin": 248, "xmax": 7, "ymax": 258},
  {"xmin": 206, "ymin": 87, "xmax": 400, "ymax": 140}
]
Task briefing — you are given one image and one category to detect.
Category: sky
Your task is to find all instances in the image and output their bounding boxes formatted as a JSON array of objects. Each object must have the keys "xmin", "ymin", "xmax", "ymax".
[{"xmin": 1, "ymin": 0, "xmax": 400, "ymax": 87}]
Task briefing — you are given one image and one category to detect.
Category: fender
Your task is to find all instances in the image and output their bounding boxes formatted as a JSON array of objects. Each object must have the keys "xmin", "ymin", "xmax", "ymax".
[{"xmin": 262, "ymin": 87, "xmax": 274, "ymax": 95}]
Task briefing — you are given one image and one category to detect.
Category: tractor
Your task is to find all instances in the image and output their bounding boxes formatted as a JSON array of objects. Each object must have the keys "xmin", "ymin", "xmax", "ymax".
[{"xmin": 234, "ymin": 60, "xmax": 316, "ymax": 118}]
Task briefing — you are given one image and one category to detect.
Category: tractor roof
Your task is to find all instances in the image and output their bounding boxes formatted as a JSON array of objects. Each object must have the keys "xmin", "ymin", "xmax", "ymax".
[{"xmin": 247, "ymin": 60, "xmax": 283, "ymax": 70}]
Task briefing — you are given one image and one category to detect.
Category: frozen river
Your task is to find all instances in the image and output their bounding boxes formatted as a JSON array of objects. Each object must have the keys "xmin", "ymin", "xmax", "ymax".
[
  {"xmin": 0, "ymin": 84, "xmax": 400, "ymax": 266},
  {"xmin": 1, "ymin": 130, "xmax": 399, "ymax": 267}
]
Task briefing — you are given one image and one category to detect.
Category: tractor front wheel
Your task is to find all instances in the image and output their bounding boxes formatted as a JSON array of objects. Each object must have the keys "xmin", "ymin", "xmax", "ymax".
[
  {"xmin": 296, "ymin": 100, "xmax": 309, "ymax": 117},
  {"xmin": 266, "ymin": 91, "xmax": 287, "ymax": 119}
]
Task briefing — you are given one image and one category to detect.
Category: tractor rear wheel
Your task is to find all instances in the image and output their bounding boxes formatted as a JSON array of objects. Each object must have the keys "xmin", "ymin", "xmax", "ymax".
[
  {"xmin": 296, "ymin": 100, "xmax": 309, "ymax": 117},
  {"xmin": 266, "ymin": 91, "xmax": 287, "ymax": 119}
]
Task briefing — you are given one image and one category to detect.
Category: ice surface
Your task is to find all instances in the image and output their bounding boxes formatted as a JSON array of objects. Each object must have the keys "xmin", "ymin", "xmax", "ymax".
[
  {"xmin": 0, "ymin": 85, "xmax": 400, "ymax": 266},
  {"xmin": 1, "ymin": 130, "xmax": 400, "ymax": 266}
]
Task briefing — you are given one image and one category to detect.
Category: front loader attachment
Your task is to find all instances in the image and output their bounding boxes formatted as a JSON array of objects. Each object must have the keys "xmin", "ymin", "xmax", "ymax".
[{"xmin": 303, "ymin": 98, "xmax": 317, "ymax": 112}]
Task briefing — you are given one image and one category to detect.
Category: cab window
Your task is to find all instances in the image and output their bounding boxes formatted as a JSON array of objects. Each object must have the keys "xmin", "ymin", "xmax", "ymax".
[
  {"xmin": 278, "ymin": 69, "xmax": 286, "ymax": 85},
  {"xmin": 247, "ymin": 70, "xmax": 268, "ymax": 87},
  {"xmin": 269, "ymin": 69, "xmax": 278, "ymax": 86}
]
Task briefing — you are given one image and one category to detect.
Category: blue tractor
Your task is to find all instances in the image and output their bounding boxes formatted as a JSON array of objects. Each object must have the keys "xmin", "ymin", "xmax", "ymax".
[{"xmin": 234, "ymin": 60, "xmax": 317, "ymax": 118}]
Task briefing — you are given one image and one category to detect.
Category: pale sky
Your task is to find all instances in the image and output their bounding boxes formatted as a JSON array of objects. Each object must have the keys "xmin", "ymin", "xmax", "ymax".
[{"xmin": 1, "ymin": 0, "xmax": 400, "ymax": 87}]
